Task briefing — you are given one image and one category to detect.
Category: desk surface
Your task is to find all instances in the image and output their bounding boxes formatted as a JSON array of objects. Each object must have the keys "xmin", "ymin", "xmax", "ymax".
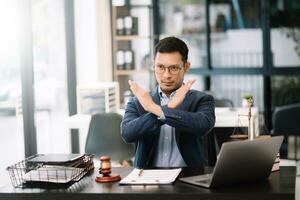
[{"xmin": 0, "ymin": 167, "xmax": 295, "ymax": 200}]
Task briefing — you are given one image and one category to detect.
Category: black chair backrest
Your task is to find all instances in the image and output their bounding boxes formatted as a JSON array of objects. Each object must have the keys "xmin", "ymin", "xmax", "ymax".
[
  {"xmin": 85, "ymin": 113, "xmax": 134, "ymax": 162},
  {"xmin": 272, "ymin": 103, "xmax": 300, "ymax": 135},
  {"xmin": 202, "ymin": 130, "xmax": 218, "ymax": 166},
  {"xmin": 215, "ymin": 98, "xmax": 234, "ymax": 107}
]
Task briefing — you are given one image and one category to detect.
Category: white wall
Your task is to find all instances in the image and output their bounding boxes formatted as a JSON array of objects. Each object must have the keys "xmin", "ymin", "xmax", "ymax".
[{"xmin": 74, "ymin": 0, "xmax": 112, "ymax": 85}]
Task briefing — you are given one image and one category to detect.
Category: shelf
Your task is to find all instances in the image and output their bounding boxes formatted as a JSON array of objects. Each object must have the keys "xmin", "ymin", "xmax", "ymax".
[
  {"xmin": 112, "ymin": 2, "xmax": 155, "ymax": 107},
  {"xmin": 116, "ymin": 69, "xmax": 149, "ymax": 76},
  {"xmin": 160, "ymin": 32, "xmax": 227, "ymax": 40},
  {"xmin": 115, "ymin": 35, "xmax": 149, "ymax": 41},
  {"xmin": 113, "ymin": 4, "xmax": 153, "ymax": 9}
]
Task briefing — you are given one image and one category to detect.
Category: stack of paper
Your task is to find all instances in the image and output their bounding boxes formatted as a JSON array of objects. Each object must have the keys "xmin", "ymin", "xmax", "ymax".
[
  {"xmin": 24, "ymin": 165, "xmax": 84, "ymax": 183},
  {"xmin": 272, "ymin": 153, "xmax": 280, "ymax": 172},
  {"xmin": 120, "ymin": 168, "xmax": 182, "ymax": 185}
]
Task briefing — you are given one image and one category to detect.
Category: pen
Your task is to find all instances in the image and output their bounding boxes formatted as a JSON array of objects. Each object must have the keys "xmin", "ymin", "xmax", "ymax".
[{"xmin": 138, "ymin": 169, "xmax": 144, "ymax": 177}]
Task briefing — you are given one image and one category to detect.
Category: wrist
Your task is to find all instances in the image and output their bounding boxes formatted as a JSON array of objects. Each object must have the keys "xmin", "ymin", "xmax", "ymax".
[
  {"xmin": 167, "ymin": 102, "xmax": 176, "ymax": 109},
  {"xmin": 149, "ymin": 103, "xmax": 163, "ymax": 117}
]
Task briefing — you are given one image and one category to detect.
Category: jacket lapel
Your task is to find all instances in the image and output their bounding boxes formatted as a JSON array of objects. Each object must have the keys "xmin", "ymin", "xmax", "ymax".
[
  {"xmin": 151, "ymin": 86, "xmax": 161, "ymax": 106},
  {"xmin": 178, "ymin": 90, "xmax": 191, "ymax": 110},
  {"xmin": 175, "ymin": 90, "xmax": 192, "ymax": 147}
]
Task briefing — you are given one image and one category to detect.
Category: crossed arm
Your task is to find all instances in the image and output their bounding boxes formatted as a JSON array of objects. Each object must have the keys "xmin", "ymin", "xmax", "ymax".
[
  {"xmin": 128, "ymin": 79, "xmax": 196, "ymax": 116},
  {"xmin": 121, "ymin": 80, "xmax": 215, "ymax": 143}
]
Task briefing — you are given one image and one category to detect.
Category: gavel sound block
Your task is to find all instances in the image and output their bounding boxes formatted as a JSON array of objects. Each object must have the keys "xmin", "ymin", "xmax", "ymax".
[{"xmin": 95, "ymin": 156, "xmax": 121, "ymax": 183}]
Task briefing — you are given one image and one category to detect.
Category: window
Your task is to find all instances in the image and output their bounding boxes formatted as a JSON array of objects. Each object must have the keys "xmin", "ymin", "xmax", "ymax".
[
  {"xmin": 0, "ymin": 0, "xmax": 24, "ymax": 186},
  {"xmin": 270, "ymin": 0, "xmax": 300, "ymax": 67},
  {"xmin": 32, "ymin": 0, "xmax": 70, "ymax": 153}
]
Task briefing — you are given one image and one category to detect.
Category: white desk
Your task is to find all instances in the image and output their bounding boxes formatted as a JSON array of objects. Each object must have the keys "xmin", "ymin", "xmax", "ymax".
[
  {"xmin": 215, "ymin": 107, "xmax": 260, "ymax": 139},
  {"xmin": 66, "ymin": 107, "xmax": 260, "ymax": 153}
]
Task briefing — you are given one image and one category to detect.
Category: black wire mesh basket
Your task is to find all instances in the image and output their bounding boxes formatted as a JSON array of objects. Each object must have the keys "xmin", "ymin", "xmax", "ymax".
[{"xmin": 6, "ymin": 154, "xmax": 94, "ymax": 188}]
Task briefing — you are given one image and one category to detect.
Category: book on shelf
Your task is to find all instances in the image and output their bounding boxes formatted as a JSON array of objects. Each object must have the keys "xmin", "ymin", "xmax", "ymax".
[
  {"xmin": 117, "ymin": 50, "xmax": 135, "ymax": 70},
  {"xmin": 116, "ymin": 16, "xmax": 138, "ymax": 36},
  {"xmin": 124, "ymin": 50, "xmax": 135, "ymax": 70},
  {"xmin": 117, "ymin": 50, "xmax": 125, "ymax": 70},
  {"xmin": 116, "ymin": 17, "xmax": 124, "ymax": 35},
  {"xmin": 124, "ymin": 16, "xmax": 138, "ymax": 35}
]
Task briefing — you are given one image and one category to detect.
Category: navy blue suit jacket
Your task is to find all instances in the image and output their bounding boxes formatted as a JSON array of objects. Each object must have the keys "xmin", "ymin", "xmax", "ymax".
[{"xmin": 121, "ymin": 87, "xmax": 215, "ymax": 168}]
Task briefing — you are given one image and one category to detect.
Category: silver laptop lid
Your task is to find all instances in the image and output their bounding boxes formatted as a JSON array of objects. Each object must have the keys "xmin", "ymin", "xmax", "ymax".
[{"xmin": 210, "ymin": 136, "xmax": 283, "ymax": 187}]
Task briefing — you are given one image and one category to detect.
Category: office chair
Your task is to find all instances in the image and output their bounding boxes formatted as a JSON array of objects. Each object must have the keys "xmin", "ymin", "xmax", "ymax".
[
  {"xmin": 215, "ymin": 98, "xmax": 234, "ymax": 107},
  {"xmin": 272, "ymin": 103, "xmax": 300, "ymax": 160},
  {"xmin": 85, "ymin": 113, "xmax": 134, "ymax": 163},
  {"xmin": 203, "ymin": 130, "xmax": 218, "ymax": 166}
]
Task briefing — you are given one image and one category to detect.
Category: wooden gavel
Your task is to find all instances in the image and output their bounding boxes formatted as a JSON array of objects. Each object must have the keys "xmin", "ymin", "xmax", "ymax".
[{"xmin": 95, "ymin": 156, "xmax": 121, "ymax": 183}]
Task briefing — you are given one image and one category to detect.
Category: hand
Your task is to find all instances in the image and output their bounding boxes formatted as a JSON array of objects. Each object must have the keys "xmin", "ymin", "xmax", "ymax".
[
  {"xmin": 128, "ymin": 80, "xmax": 163, "ymax": 116},
  {"xmin": 128, "ymin": 80, "xmax": 155, "ymax": 112},
  {"xmin": 168, "ymin": 79, "xmax": 196, "ymax": 109}
]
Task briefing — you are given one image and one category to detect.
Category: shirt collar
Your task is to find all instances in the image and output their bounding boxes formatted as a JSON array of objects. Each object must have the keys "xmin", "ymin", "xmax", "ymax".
[{"xmin": 158, "ymin": 86, "xmax": 177, "ymax": 99}]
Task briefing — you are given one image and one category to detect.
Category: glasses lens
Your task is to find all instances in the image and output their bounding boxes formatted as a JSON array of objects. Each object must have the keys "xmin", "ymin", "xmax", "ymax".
[
  {"xmin": 154, "ymin": 64, "xmax": 183, "ymax": 74},
  {"xmin": 170, "ymin": 66, "xmax": 180, "ymax": 74},
  {"xmin": 154, "ymin": 65, "xmax": 164, "ymax": 74}
]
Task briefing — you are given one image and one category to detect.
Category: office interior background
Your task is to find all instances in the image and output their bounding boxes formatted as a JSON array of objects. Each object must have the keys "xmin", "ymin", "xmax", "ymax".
[{"xmin": 0, "ymin": 0, "xmax": 299, "ymax": 186}]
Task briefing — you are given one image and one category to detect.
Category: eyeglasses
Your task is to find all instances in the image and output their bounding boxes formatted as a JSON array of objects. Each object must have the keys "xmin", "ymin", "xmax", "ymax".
[{"xmin": 154, "ymin": 63, "xmax": 184, "ymax": 75}]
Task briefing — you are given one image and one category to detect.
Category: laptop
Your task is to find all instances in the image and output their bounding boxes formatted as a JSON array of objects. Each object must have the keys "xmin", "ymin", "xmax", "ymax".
[{"xmin": 180, "ymin": 136, "xmax": 283, "ymax": 188}]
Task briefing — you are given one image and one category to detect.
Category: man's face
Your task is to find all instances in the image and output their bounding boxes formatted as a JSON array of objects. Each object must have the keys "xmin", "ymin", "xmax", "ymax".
[{"xmin": 154, "ymin": 52, "xmax": 190, "ymax": 95}]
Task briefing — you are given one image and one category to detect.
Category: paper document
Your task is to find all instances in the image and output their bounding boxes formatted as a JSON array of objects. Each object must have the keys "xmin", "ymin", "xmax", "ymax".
[
  {"xmin": 119, "ymin": 168, "xmax": 182, "ymax": 185},
  {"xmin": 24, "ymin": 165, "xmax": 84, "ymax": 183}
]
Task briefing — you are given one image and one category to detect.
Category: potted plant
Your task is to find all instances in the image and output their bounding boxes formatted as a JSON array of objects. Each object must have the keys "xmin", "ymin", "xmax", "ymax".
[{"xmin": 242, "ymin": 94, "xmax": 253, "ymax": 107}]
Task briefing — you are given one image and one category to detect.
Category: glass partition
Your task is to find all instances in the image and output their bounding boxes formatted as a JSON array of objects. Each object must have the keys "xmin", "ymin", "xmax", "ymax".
[
  {"xmin": 210, "ymin": 0, "xmax": 263, "ymax": 68},
  {"xmin": 158, "ymin": 0, "xmax": 207, "ymax": 87},
  {"xmin": 211, "ymin": 75, "xmax": 264, "ymax": 110},
  {"xmin": 270, "ymin": 0, "xmax": 300, "ymax": 67}
]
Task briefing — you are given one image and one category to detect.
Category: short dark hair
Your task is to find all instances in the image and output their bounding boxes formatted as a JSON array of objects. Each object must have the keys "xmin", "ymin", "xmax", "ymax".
[{"xmin": 154, "ymin": 37, "xmax": 188, "ymax": 62}]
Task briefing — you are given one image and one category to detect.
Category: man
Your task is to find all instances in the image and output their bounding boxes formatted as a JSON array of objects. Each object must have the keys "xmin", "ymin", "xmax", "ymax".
[{"xmin": 121, "ymin": 37, "xmax": 215, "ymax": 168}]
